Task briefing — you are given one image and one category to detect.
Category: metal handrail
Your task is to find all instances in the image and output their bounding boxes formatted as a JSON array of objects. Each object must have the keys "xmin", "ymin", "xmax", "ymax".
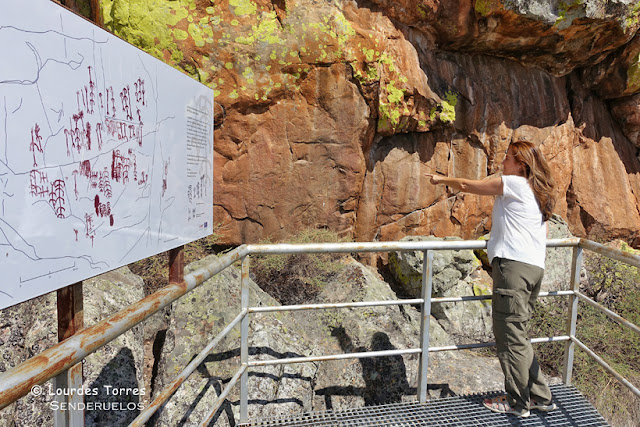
[
  {"xmin": 131, "ymin": 309, "xmax": 248, "ymax": 426},
  {"xmin": 572, "ymin": 337, "xmax": 640, "ymax": 397},
  {"xmin": 1, "ymin": 237, "xmax": 638, "ymax": 425},
  {"xmin": 0, "ymin": 245, "xmax": 249, "ymax": 410},
  {"xmin": 247, "ymin": 291, "xmax": 576, "ymax": 314}
]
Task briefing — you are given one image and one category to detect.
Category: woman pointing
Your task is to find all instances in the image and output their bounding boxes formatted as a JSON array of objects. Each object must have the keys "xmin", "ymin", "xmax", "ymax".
[{"xmin": 427, "ymin": 140, "xmax": 557, "ymax": 418}]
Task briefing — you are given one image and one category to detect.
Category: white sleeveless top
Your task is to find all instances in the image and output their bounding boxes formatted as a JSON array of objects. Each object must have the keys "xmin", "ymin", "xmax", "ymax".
[{"xmin": 487, "ymin": 175, "xmax": 547, "ymax": 269}]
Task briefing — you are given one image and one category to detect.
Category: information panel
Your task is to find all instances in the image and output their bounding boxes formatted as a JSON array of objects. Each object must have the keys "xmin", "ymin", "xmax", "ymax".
[{"xmin": 0, "ymin": 0, "xmax": 214, "ymax": 309}]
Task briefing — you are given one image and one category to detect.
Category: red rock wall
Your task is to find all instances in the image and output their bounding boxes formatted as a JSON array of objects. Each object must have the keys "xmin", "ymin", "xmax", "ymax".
[{"xmin": 101, "ymin": 0, "xmax": 640, "ymax": 247}]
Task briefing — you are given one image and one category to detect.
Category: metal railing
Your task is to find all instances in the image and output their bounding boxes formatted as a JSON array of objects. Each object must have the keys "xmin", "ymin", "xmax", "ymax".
[{"xmin": 0, "ymin": 238, "xmax": 638, "ymax": 426}]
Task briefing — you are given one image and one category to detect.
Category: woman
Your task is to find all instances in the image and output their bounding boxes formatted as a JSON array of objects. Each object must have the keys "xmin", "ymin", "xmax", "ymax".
[{"xmin": 426, "ymin": 141, "xmax": 557, "ymax": 418}]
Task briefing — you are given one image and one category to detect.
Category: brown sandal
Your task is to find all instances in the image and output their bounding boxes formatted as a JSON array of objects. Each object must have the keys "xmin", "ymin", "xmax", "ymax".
[{"xmin": 483, "ymin": 395, "xmax": 530, "ymax": 418}]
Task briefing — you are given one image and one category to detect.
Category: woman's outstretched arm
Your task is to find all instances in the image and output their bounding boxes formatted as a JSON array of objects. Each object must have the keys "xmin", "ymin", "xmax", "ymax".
[{"xmin": 426, "ymin": 173, "xmax": 503, "ymax": 196}]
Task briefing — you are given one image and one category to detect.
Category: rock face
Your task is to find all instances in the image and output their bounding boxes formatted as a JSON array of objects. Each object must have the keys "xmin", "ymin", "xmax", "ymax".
[
  {"xmin": 542, "ymin": 214, "xmax": 588, "ymax": 293},
  {"xmin": 0, "ymin": 293, "xmax": 57, "ymax": 427},
  {"xmin": 97, "ymin": 0, "xmax": 640, "ymax": 248},
  {"xmin": 82, "ymin": 269, "xmax": 146, "ymax": 426}
]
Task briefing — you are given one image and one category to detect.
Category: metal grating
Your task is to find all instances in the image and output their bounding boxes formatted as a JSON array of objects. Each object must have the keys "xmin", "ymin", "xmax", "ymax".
[{"xmin": 247, "ymin": 384, "xmax": 609, "ymax": 426}]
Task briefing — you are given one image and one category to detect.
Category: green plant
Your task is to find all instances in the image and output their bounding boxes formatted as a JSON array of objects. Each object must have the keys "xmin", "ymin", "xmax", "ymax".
[
  {"xmin": 250, "ymin": 228, "xmax": 350, "ymax": 305},
  {"xmin": 529, "ymin": 246, "xmax": 640, "ymax": 426}
]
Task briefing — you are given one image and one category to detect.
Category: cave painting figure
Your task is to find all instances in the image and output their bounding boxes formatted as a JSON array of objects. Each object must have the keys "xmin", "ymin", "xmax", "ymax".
[{"xmin": 427, "ymin": 140, "xmax": 558, "ymax": 418}]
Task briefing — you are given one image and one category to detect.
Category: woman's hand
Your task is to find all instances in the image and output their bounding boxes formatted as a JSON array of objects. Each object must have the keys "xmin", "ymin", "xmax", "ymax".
[
  {"xmin": 425, "ymin": 173, "xmax": 504, "ymax": 195},
  {"xmin": 426, "ymin": 173, "xmax": 444, "ymax": 185}
]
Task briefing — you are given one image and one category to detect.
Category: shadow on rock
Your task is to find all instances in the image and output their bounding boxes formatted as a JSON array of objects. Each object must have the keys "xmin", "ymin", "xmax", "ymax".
[
  {"xmin": 324, "ymin": 327, "xmax": 411, "ymax": 406},
  {"xmin": 86, "ymin": 347, "xmax": 141, "ymax": 426}
]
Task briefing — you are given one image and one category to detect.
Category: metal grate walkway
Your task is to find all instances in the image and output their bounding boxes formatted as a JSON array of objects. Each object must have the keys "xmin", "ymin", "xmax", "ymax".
[{"xmin": 248, "ymin": 384, "xmax": 609, "ymax": 426}]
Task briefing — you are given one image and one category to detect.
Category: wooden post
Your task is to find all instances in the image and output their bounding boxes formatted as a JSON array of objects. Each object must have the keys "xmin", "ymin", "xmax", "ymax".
[
  {"xmin": 168, "ymin": 246, "xmax": 185, "ymax": 284},
  {"xmin": 54, "ymin": 282, "xmax": 84, "ymax": 427}
]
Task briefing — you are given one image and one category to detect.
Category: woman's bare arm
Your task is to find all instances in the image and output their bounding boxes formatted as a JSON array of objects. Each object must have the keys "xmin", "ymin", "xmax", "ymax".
[{"xmin": 426, "ymin": 173, "xmax": 503, "ymax": 196}]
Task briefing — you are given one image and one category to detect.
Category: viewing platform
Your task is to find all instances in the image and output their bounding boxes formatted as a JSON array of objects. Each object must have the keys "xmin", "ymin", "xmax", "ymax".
[
  {"xmin": 250, "ymin": 384, "xmax": 608, "ymax": 426},
  {"xmin": 1, "ymin": 238, "xmax": 637, "ymax": 426}
]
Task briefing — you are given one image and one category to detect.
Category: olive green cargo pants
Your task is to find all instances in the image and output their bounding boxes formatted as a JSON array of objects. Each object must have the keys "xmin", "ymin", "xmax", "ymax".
[{"xmin": 492, "ymin": 257, "xmax": 553, "ymax": 412}]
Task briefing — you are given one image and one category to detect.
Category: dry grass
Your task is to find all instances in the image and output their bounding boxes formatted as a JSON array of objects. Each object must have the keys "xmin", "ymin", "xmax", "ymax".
[
  {"xmin": 129, "ymin": 231, "xmax": 223, "ymax": 295},
  {"xmin": 250, "ymin": 228, "xmax": 349, "ymax": 305}
]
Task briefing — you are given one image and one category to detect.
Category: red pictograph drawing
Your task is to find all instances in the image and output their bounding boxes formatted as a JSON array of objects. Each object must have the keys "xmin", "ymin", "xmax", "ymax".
[
  {"xmin": 137, "ymin": 122, "xmax": 143, "ymax": 146},
  {"xmin": 49, "ymin": 179, "xmax": 66, "ymax": 219},
  {"xmin": 120, "ymin": 85, "xmax": 133, "ymax": 121},
  {"xmin": 71, "ymin": 169, "xmax": 79, "ymax": 200},
  {"xmin": 128, "ymin": 149, "xmax": 137, "ymax": 182},
  {"xmin": 134, "ymin": 78, "xmax": 145, "ymax": 106},
  {"xmin": 90, "ymin": 171, "xmax": 99, "ymax": 189},
  {"xmin": 103, "ymin": 168, "xmax": 112, "ymax": 198},
  {"xmin": 98, "ymin": 172, "xmax": 105, "ymax": 194},
  {"xmin": 104, "ymin": 117, "xmax": 140, "ymax": 143},
  {"xmin": 94, "ymin": 195, "xmax": 114, "ymax": 228},
  {"xmin": 67, "ymin": 111, "xmax": 88, "ymax": 154},
  {"xmin": 85, "ymin": 213, "xmax": 94, "ymax": 236},
  {"xmin": 138, "ymin": 171, "xmax": 148, "ymax": 185},
  {"xmin": 111, "ymin": 149, "xmax": 122, "ymax": 182},
  {"xmin": 111, "ymin": 149, "xmax": 133, "ymax": 184},
  {"xmin": 85, "ymin": 122, "xmax": 92, "ymax": 151},
  {"xmin": 95, "ymin": 122, "xmax": 103, "ymax": 150},
  {"xmin": 79, "ymin": 160, "xmax": 91, "ymax": 178},
  {"xmin": 81, "ymin": 87, "xmax": 88, "ymax": 113},
  {"xmin": 106, "ymin": 86, "xmax": 116, "ymax": 118},
  {"xmin": 99, "ymin": 201, "xmax": 110, "ymax": 218},
  {"xmin": 88, "ymin": 66, "xmax": 96, "ymax": 114},
  {"xmin": 162, "ymin": 159, "xmax": 170, "ymax": 197},
  {"xmin": 98, "ymin": 168, "xmax": 112, "ymax": 198},
  {"xmin": 21, "ymin": 70, "xmax": 159, "ymax": 246},
  {"xmin": 29, "ymin": 169, "xmax": 49, "ymax": 197},
  {"xmin": 84, "ymin": 213, "xmax": 95, "ymax": 247},
  {"xmin": 30, "ymin": 124, "xmax": 43, "ymax": 167}
]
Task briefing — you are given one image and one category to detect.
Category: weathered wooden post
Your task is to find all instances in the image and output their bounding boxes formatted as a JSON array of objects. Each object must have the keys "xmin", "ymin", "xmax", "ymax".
[
  {"xmin": 54, "ymin": 282, "xmax": 84, "ymax": 427},
  {"xmin": 168, "ymin": 246, "xmax": 185, "ymax": 285}
]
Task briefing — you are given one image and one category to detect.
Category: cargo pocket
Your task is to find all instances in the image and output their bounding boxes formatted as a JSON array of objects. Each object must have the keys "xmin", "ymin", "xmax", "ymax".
[{"xmin": 492, "ymin": 287, "xmax": 519, "ymax": 316}]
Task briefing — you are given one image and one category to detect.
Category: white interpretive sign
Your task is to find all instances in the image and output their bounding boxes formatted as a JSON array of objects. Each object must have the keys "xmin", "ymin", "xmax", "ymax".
[{"xmin": 0, "ymin": 0, "xmax": 214, "ymax": 309}]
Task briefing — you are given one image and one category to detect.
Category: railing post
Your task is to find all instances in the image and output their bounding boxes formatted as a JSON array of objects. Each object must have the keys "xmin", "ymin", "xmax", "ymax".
[
  {"xmin": 240, "ymin": 256, "xmax": 250, "ymax": 424},
  {"xmin": 563, "ymin": 246, "xmax": 582, "ymax": 385},
  {"xmin": 417, "ymin": 250, "xmax": 434, "ymax": 403}
]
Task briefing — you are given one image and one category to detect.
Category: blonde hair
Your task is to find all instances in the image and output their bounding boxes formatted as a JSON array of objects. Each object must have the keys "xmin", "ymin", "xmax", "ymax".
[{"xmin": 509, "ymin": 141, "xmax": 556, "ymax": 221}]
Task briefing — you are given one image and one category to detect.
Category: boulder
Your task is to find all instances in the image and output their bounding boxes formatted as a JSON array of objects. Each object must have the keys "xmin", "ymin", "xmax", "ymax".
[
  {"xmin": 542, "ymin": 214, "xmax": 587, "ymax": 293},
  {"xmin": 150, "ymin": 255, "xmax": 318, "ymax": 426},
  {"xmin": 388, "ymin": 236, "xmax": 493, "ymax": 343},
  {"xmin": 0, "ymin": 293, "xmax": 57, "ymax": 427},
  {"xmin": 83, "ymin": 269, "xmax": 146, "ymax": 426}
]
